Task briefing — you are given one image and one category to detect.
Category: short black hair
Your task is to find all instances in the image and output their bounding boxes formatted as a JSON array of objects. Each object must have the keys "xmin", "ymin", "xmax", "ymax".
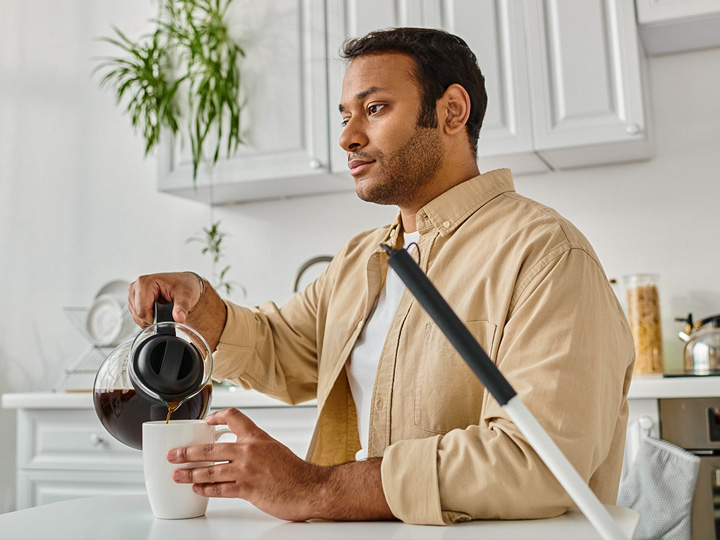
[{"xmin": 341, "ymin": 27, "xmax": 487, "ymax": 157}]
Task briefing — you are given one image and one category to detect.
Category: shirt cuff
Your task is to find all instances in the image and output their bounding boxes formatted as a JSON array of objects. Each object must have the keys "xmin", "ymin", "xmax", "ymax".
[
  {"xmin": 211, "ymin": 300, "xmax": 255, "ymax": 382},
  {"xmin": 381, "ymin": 435, "xmax": 470, "ymax": 525}
]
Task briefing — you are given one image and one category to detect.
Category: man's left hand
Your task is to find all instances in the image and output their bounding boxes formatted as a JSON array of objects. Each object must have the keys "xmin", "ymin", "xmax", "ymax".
[{"xmin": 168, "ymin": 408, "xmax": 325, "ymax": 521}]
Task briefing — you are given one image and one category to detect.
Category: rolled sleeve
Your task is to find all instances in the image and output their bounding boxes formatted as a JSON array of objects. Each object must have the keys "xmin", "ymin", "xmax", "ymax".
[{"xmin": 381, "ymin": 435, "xmax": 471, "ymax": 525}]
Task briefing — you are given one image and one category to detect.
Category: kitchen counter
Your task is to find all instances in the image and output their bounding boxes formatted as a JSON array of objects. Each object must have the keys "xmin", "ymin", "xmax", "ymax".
[
  {"xmin": 1, "ymin": 387, "xmax": 316, "ymax": 410},
  {"xmin": 3, "ymin": 374, "xmax": 718, "ymax": 410},
  {"xmin": 628, "ymin": 374, "xmax": 720, "ymax": 399},
  {"xmin": 0, "ymin": 494, "xmax": 638, "ymax": 540}
]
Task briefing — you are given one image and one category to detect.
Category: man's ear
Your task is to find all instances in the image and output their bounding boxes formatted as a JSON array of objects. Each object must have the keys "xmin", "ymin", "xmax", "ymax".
[{"xmin": 439, "ymin": 84, "xmax": 471, "ymax": 135}]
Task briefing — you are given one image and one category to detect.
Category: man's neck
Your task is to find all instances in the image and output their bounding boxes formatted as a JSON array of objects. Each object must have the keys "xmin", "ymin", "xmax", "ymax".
[{"xmin": 399, "ymin": 162, "xmax": 480, "ymax": 233}]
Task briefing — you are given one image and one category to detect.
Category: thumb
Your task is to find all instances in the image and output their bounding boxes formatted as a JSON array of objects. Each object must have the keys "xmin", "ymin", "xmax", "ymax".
[
  {"xmin": 170, "ymin": 289, "xmax": 194, "ymax": 323},
  {"xmin": 172, "ymin": 304, "xmax": 188, "ymax": 324}
]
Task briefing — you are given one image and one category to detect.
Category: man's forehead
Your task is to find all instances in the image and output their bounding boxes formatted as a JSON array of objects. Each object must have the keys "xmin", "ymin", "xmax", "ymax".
[
  {"xmin": 343, "ymin": 52, "xmax": 417, "ymax": 82},
  {"xmin": 339, "ymin": 53, "xmax": 418, "ymax": 107}
]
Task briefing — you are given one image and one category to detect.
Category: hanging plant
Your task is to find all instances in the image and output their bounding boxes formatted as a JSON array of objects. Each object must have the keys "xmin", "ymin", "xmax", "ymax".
[{"xmin": 95, "ymin": 0, "xmax": 243, "ymax": 295}]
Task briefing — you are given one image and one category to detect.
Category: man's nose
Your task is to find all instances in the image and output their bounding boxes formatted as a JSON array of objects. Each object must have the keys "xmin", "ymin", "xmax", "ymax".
[{"xmin": 338, "ymin": 117, "xmax": 368, "ymax": 153}]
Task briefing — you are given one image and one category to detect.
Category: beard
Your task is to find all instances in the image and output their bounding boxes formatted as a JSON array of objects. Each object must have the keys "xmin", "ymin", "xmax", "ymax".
[{"xmin": 353, "ymin": 124, "xmax": 443, "ymax": 207}]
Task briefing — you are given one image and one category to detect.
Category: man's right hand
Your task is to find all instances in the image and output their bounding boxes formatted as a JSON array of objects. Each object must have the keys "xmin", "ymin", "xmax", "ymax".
[{"xmin": 127, "ymin": 272, "xmax": 227, "ymax": 351}]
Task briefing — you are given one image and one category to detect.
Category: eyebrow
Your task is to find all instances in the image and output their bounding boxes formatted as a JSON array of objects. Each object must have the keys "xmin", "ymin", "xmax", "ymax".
[{"xmin": 338, "ymin": 86, "xmax": 386, "ymax": 113}]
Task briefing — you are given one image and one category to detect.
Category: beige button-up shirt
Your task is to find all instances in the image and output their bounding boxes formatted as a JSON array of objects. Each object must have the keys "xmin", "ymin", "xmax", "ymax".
[{"xmin": 212, "ymin": 169, "xmax": 635, "ymax": 525}]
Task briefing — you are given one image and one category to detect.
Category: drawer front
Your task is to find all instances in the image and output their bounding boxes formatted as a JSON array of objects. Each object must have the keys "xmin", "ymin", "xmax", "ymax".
[
  {"xmin": 16, "ymin": 470, "xmax": 145, "ymax": 510},
  {"xmin": 18, "ymin": 409, "xmax": 142, "ymax": 471},
  {"xmin": 18, "ymin": 406, "xmax": 317, "ymax": 470}
]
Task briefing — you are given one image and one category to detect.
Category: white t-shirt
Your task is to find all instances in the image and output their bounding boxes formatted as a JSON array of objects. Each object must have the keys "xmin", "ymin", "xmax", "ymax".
[{"xmin": 347, "ymin": 231, "xmax": 419, "ymax": 461}]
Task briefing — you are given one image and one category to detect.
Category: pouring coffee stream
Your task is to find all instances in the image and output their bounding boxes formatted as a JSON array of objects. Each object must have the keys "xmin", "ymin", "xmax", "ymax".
[{"xmin": 93, "ymin": 301, "xmax": 214, "ymax": 449}]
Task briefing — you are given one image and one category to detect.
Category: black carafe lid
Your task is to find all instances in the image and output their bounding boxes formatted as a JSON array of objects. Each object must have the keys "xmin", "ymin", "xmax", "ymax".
[{"xmin": 129, "ymin": 301, "xmax": 204, "ymax": 405}]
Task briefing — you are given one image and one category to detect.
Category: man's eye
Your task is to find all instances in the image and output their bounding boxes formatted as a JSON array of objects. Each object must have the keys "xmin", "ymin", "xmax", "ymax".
[
  {"xmin": 340, "ymin": 118, "xmax": 349, "ymax": 127},
  {"xmin": 368, "ymin": 104, "xmax": 384, "ymax": 115}
]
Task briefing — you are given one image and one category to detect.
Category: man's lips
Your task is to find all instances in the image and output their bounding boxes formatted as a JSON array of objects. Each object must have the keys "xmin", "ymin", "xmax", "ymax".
[{"xmin": 348, "ymin": 159, "xmax": 375, "ymax": 176}]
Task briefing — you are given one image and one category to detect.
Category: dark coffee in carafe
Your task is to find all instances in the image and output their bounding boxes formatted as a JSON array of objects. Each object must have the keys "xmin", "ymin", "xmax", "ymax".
[{"xmin": 93, "ymin": 385, "xmax": 212, "ymax": 450}]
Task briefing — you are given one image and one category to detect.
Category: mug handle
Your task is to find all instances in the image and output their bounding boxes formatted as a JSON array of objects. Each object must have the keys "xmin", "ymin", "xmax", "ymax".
[{"xmin": 212, "ymin": 425, "xmax": 235, "ymax": 442}]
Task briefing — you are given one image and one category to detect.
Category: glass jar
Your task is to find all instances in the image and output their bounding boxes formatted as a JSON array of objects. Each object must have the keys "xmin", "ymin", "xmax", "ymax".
[{"xmin": 624, "ymin": 274, "xmax": 664, "ymax": 375}]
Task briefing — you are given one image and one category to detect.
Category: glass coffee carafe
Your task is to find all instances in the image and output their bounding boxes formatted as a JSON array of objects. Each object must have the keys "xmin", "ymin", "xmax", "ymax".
[{"xmin": 93, "ymin": 302, "xmax": 213, "ymax": 449}]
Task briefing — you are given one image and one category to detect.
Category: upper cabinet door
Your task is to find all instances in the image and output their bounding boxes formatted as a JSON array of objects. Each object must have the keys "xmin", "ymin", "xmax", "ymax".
[
  {"xmin": 157, "ymin": 0, "xmax": 342, "ymax": 204},
  {"xmin": 438, "ymin": 0, "xmax": 548, "ymax": 174},
  {"xmin": 524, "ymin": 0, "xmax": 651, "ymax": 169}
]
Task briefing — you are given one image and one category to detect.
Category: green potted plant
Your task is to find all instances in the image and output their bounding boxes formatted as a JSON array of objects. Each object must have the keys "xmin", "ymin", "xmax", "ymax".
[{"xmin": 95, "ymin": 0, "xmax": 243, "ymax": 296}]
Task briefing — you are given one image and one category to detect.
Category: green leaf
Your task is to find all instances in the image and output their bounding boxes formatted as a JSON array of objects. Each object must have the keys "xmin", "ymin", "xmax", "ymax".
[{"xmin": 96, "ymin": 0, "xmax": 244, "ymax": 286}]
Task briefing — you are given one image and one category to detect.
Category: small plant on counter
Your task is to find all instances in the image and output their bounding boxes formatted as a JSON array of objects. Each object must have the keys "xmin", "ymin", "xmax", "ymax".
[
  {"xmin": 94, "ymin": 0, "xmax": 244, "ymax": 296},
  {"xmin": 185, "ymin": 220, "xmax": 245, "ymax": 297}
]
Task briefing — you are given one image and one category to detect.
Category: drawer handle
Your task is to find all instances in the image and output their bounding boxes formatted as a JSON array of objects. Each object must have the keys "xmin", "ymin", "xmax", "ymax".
[{"xmin": 90, "ymin": 433, "xmax": 105, "ymax": 446}]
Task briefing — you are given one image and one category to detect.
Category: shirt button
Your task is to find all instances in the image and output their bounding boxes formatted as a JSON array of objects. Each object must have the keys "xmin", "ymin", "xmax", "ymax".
[
  {"xmin": 375, "ymin": 397, "xmax": 383, "ymax": 410},
  {"xmin": 357, "ymin": 320, "xmax": 364, "ymax": 329},
  {"xmin": 442, "ymin": 220, "xmax": 450, "ymax": 228}
]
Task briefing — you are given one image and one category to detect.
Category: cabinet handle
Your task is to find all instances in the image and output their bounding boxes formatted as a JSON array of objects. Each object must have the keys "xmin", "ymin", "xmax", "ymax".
[
  {"xmin": 309, "ymin": 159, "xmax": 323, "ymax": 170},
  {"xmin": 90, "ymin": 433, "xmax": 105, "ymax": 446}
]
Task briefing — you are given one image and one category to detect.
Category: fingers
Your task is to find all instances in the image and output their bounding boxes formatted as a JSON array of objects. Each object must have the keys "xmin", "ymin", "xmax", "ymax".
[
  {"xmin": 171, "ymin": 462, "xmax": 241, "ymax": 499},
  {"xmin": 172, "ymin": 462, "xmax": 237, "ymax": 485},
  {"xmin": 167, "ymin": 441, "xmax": 234, "ymax": 464},
  {"xmin": 193, "ymin": 482, "xmax": 238, "ymax": 498},
  {"xmin": 167, "ymin": 409, "xmax": 264, "ymax": 466},
  {"xmin": 127, "ymin": 273, "xmax": 200, "ymax": 327},
  {"xmin": 129, "ymin": 277, "xmax": 160, "ymax": 327},
  {"xmin": 206, "ymin": 409, "xmax": 262, "ymax": 440}
]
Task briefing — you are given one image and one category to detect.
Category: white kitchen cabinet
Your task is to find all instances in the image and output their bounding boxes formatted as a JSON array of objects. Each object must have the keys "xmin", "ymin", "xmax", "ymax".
[
  {"xmin": 636, "ymin": 0, "xmax": 720, "ymax": 56},
  {"xmin": 523, "ymin": 0, "xmax": 651, "ymax": 169},
  {"xmin": 437, "ymin": 0, "xmax": 549, "ymax": 174},
  {"xmin": 16, "ymin": 471, "xmax": 147, "ymax": 510},
  {"xmin": 157, "ymin": 0, "xmax": 350, "ymax": 204},
  {"xmin": 161, "ymin": 0, "xmax": 651, "ymax": 205},
  {"xmin": 5, "ymin": 392, "xmax": 317, "ymax": 510}
]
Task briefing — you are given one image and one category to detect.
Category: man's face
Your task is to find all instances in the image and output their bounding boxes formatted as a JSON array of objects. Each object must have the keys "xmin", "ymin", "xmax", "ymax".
[{"xmin": 338, "ymin": 53, "xmax": 443, "ymax": 208}]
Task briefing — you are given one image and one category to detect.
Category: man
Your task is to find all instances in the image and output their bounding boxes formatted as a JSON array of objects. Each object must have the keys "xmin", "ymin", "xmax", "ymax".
[{"xmin": 128, "ymin": 28, "xmax": 635, "ymax": 525}]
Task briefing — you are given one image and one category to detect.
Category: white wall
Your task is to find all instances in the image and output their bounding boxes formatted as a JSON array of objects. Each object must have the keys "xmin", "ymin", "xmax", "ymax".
[{"xmin": 1, "ymin": 0, "xmax": 719, "ymax": 514}]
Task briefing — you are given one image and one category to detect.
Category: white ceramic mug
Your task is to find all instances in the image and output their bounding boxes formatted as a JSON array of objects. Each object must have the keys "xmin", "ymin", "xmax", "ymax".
[{"xmin": 142, "ymin": 419, "xmax": 231, "ymax": 519}]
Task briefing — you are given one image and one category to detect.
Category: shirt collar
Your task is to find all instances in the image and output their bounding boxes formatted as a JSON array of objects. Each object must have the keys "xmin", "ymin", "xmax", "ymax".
[
  {"xmin": 380, "ymin": 169, "xmax": 516, "ymax": 245},
  {"xmin": 382, "ymin": 214, "xmax": 403, "ymax": 249},
  {"xmin": 415, "ymin": 169, "xmax": 516, "ymax": 236}
]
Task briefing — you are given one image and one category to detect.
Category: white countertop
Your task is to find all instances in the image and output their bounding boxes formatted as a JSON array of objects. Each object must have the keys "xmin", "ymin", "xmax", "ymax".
[
  {"xmin": 3, "ymin": 374, "xmax": 717, "ymax": 410},
  {"xmin": 627, "ymin": 374, "xmax": 720, "ymax": 399},
  {"xmin": 0, "ymin": 494, "xmax": 637, "ymax": 540},
  {"xmin": 1, "ymin": 387, "xmax": 316, "ymax": 410}
]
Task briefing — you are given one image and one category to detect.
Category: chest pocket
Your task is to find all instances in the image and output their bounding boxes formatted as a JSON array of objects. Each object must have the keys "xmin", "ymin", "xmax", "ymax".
[{"xmin": 414, "ymin": 320, "xmax": 497, "ymax": 434}]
